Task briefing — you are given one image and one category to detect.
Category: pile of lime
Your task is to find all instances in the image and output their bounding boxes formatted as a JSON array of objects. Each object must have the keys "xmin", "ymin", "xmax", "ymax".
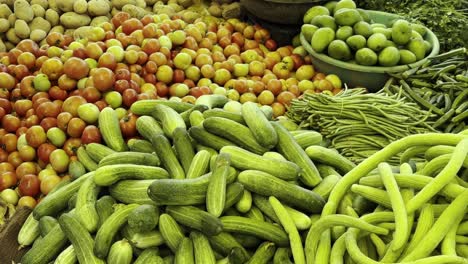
[{"xmin": 301, "ymin": 0, "xmax": 433, "ymax": 67}]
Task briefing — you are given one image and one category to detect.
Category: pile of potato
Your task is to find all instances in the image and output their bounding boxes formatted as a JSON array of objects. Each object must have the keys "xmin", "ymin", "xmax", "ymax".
[{"xmin": 0, "ymin": 0, "xmax": 241, "ymax": 52}]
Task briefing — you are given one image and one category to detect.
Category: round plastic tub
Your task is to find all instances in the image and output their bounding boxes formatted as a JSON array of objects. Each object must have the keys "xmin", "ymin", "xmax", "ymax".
[{"xmin": 301, "ymin": 10, "xmax": 440, "ymax": 92}]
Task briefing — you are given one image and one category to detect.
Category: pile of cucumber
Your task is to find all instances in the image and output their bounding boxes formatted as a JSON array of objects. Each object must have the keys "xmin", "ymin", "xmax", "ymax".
[{"xmin": 16, "ymin": 94, "xmax": 468, "ymax": 263}]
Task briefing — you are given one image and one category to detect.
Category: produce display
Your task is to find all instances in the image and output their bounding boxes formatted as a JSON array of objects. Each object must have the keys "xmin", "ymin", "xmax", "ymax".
[
  {"xmin": 0, "ymin": 0, "xmax": 467, "ymax": 263},
  {"xmin": 301, "ymin": 0, "xmax": 433, "ymax": 66}
]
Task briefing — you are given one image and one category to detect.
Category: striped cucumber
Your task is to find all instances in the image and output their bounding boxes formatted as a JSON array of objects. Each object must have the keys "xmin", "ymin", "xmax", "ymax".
[
  {"xmin": 127, "ymin": 138, "xmax": 155, "ymax": 153},
  {"xmin": 54, "ymin": 245, "xmax": 77, "ymax": 264},
  {"xmin": 98, "ymin": 151, "xmax": 160, "ymax": 167},
  {"xmin": 109, "ymin": 179, "xmax": 155, "ymax": 205},
  {"xmin": 134, "ymin": 248, "xmax": 162, "ymax": 264},
  {"xmin": 189, "ymin": 125, "xmax": 236, "ymax": 151},
  {"xmin": 191, "ymin": 231, "xmax": 217, "ymax": 264},
  {"xmin": 135, "ymin": 115, "xmax": 164, "ymax": 144},
  {"xmin": 77, "ymin": 146, "xmax": 98, "ymax": 171},
  {"xmin": 271, "ymin": 122, "xmax": 322, "ymax": 187},
  {"xmin": 131, "ymin": 99, "xmax": 193, "ymax": 115},
  {"xmin": 186, "ymin": 149, "xmax": 211, "ymax": 179},
  {"xmin": 75, "ymin": 174, "xmax": 101, "ymax": 233},
  {"xmin": 17, "ymin": 212, "xmax": 40, "ymax": 247},
  {"xmin": 166, "ymin": 205, "xmax": 223, "ymax": 236},
  {"xmin": 96, "ymin": 195, "xmax": 116, "ymax": 229},
  {"xmin": 159, "ymin": 213, "xmax": 185, "ymax": 253},
  {"xmin": 107, "ymin": 240, "xmax": 133, "ymax": 264},
  {"xmin": 241, "ymin": 101, "xmax": 278, "ymax": 149},
  {"xmin": 206, "ymin": 153, "xmax": 230, "ymax": 217},
  {"xmin": 94, "ymin": 164, "xmax": 169, "ymax": 186},
  {"xmin": 98, "ymin": 107, "xmax": 127, "ymax": 152},
  {"xmin": 173, "ymin": 127, "xmax": 196, "ymax": 174},
  {"xmin": 152, "ymin": 134, "xmax": 186, "ymax": 179},
  {"xmin": 94, "ymin": 204, "xmax": 140, "ymax": 259},
  {"xmin": 152, "ymin": 103, "xmax": 186, "ymax": 138},
  {"xmin": 85, "ymin": 143, "xmax": 116, "ymax": 163},
  {"xmin": 58, "ymin": 213, "xmax": 104, "ymax": 264},
  {"xmin": 175, "ymin": 237, "xmax": 195, "ymax": 264}
]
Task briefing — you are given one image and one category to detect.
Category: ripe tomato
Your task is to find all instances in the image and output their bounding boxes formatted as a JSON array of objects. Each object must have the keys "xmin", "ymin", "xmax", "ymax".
[
  {"xmin": 2, "ymin": 114, "xmax": 21, "ymax": 132},
  {"xmin": 119, "ymin": 113, "xmax": 138, "ymax": 138},
  {"xmin": 17, "ymin": 196, "xmax": 37, "ymax": 208},
  {"xmin": 37, "ymin": 143, "xmax": 57, "ymax": 164},
  {"xmin": 92, "ymin": 67, "xmax": 115, "ymax": 92},
  {"xmin": 16, "ymin": 161, "xmax": 38, "ymax": 180},
  {"xmin": 25, "ymin": 125, "xmax": 47, "ymax": 148},
  {"xmin": 81, "ymin": 125, "xmax": 102, "ymax": 144},
  {"xmin": 0, "ymin": 171, "xmax": 17, "ymax": 191},
  {"xmin": 18, "ymin": 174, "xmax": 40, "ymax": 197},
  {"xmin": 63, "ymin": 138, "xmax": 82, "ymax": 156},
  {"xmin": 67, "ymin": 117, "xmax": 86, "ymax": 138},
  {"xmin": 40, "ymin": 174, "xmax": 61, "ymax": 195}
]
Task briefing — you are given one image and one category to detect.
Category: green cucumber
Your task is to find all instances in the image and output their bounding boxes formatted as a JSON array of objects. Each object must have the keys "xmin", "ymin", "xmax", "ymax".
[
  {"xmin": 131, "ymin": 99, "xmax": 193, "ymax": 115},
  {"xmin": 58, "ymin": 213, "xmax": 104, "ymax": 264},
  {"xmin": 94, "ymin": 164, "xmax": 169, "ymax": 186},
  {"xmin": 75, "ymin": 174, "xmax": 101, "ymax": 233},
  {"xmin": 247, "ymin": 242, "xmax": 276, "ymax": 264},
  {"xmin": 203, "ymin": 108, "xmax": 246, "ymax": 124},
  {"xmin": 98, "ymin": 107, "xmax": 127, "ymax": 152},
  {"xmin": 220, "ymin": 216, "xmax": 289, "ymax": 247},
  {"xmin": 69, "ymin": 159, "xmax": 87, "ymax": 180},
  {"xmin": 127, "ymin": 204, "xmax": 159, "ymax": 233},
  {"xmin": 85, "ymin": 143, "xmax": 116, "ymax": 163},
  {"xmin": 159, "ymin": 213, "xmax": 185, "ymax": 253},
  {"xmin": 272, "ymin": 122, "xmax": 322, "ymax": 187},
  {"xmin": 166, "ymin": 205, "xmax": 223, "ymax": 236},
  {"xmin": 195, "ymin": 94, "xmax": 229, "ymax": 109},
  {"xmin": 54, "ymin": 245, "xmax": 77, "ymax": 264},
  {"xmin": 224, "ymin": 182, "xmax": 245, "ymax": 212},
  {"xmin": 107, "ymin": 240, "xmax": 133, "ymax": 264},
  {"xmin": 17, "ymin": 212, "xmax": 40, "ymax": 247},
  {"xmin": 38, "ymin": 215, "xmax": 59, "ymax": 237},
  {"xmin": 203, "ymin": 117, "xmax": 269, "ymax": 154},
  {"xmin": 134, "ymin": 248, "xmax": 162, "ymax": 264},
  {"xmin": 77, "ymin": 146, "xmax": 98, "ymax": 171},
  {"xmin": 135, "ymin": 115, "xmax": 164, "ymax": 144},
  {"xmin": 108, "ymin": 179, "xmax": 155, "ymax": 205},
  {"xmin": 191, "ymin": 231, "xmax": 217, "ymax": 264},
  {"xmin": 33, "ymin": 172, "xmax": 93, "ymax": 220},
  {"xmin": 186, "ymin": 149, "xmax": 211, "ymax": 179},
  {"xmin": 94, "ymin": 204, "xmax": 140, "ymax": 259},
  {"xmin": 173, "ymin": 127, "xmax": 196, "ymax": 174},
  {"xmin": 96, "ymin": 195, "xmax": 116, "ymax": 229},
  {"xmin": 127, "ymin": 138, "xmax": 155, "ymax": 153},
  {"xmin": 152, "ymin": 103, "xmax": 186, "ymax": 138},
  {"xmin": 152, "ymin": 134, "xmax": 185, "ymax": 179},
  {"xmin": 208, "ymin": 232, "xmax": 250, "ymax": 262},
  {"xmin": 189, "ymin": 125, "xmax": 236, "ymax": 151},
  {"xmin": 175, "ymin": 237, "xmax": 195, "ymax": 264},
  {"xmin": 206, "ymin": 152, "xmax": 230, "ymax": 217},
  {"xmin": 238, "ymin": 170, "xmax": 325, "ymax": 213},
  {"xmin": 241, "ymin": 101, "xmax": 278, "ymax": 149},
  {"xmin": 181, "ymin": 104, "xmax": 209, "ymax": 126},
  {"xmin": 305, "ymin": 145, "xmax": 356, "ymax": 174},
  {"xmin": 189, "ymin": 110, "xmax": 205, "ymax": 127},
  {"xmin": 98, "ymin": 151, "xmax": 160, "ymax": 167},
  {"xmin": 293, "ymin": 131, "xmax": 323, "ymax": 149},
  {"xmin": 220, "ymin": 146, "xmax": 300, "ymax": 180}
]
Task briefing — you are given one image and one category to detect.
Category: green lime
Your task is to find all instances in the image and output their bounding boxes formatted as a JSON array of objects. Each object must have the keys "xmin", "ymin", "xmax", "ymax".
[
  {"xmin": 336, "ymin": 26, "xmax": 353, "ymax": 40},
  {"xmin": 411, "ymin": 23, "xmax": 427, "ymax": 37},
  {"xmin": 355, "ymin": 47, "xmax": 378, "ymax": 66},
  {"xmin": 391, "ymin": 19, "xmax": 412, "ymax": 45},
  {"xmin": 372, "ymin": 27, "xmax": 392, "ymax": 39},
  {"xmin": 353, "ymin": 21, "xmax": 372, "ymax": 38},
  {"xmin": 311, "ymin": 15, "xmax": 337, "ymax": 31},
  {"xmin": 324, "ymin": 1, "xmax": 338, "ymax": 14},
  {"xmin": 411, "ymin": 30, "xmax": 423, "ymax": 40},
  {"xmin": 301, "ymin": 24, "xmax": 319, "ymax": 42},
  {"xmin": 406, "ymin": 38, "xmax": 427, "ymax": 60},
  {"xmin": 303, "ymin": 6, "xmax": 330, "ymax": 24},
  {"xmin": 378, "ymin": 46, "xmax": 400, "ymax": 66},
  {"xmin": 327, "ymin": 39, "xmax": 352, "ymax": 61},
  {"xmin": 399, "ymin": 49, "xmax": 417, "ymax": 65},
  {"xmin": 346, "ymin": 35, "xmax": 366, "ymax": 50},
  {"xmin": 311, "ymin": 27, "xmax": 335, "ymax": 53},
  {"xmin": 367, "ymin": 33, "xmax": 387, "ymax": 52},
  {"xmin": 357, "ymin": 8, "xmax": 371, "ymax": 23},
  {"xmin": 334, "ymin": 0, "xmax": 356, "ymax": 12},
  {"xmin": 334, "ymin": 8, "xmax": 362, "ymax": 26}
]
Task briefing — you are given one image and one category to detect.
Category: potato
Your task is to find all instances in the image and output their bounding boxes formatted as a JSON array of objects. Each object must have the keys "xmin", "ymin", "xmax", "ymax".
[
  {"xmin": 0, "ymin": 38, "xmax": 6, "ymax": 52},
  {"xmin": 111, "ymin": 0, "xmax": 136, "ymax": 10},
  {"xmin": 49, "ymin": 25, "xmax": 64, "ymax": 34},
  {"xmin": 122, "ymin": 4, "xmax": 149, "ymax": 19},
  {"xmin": 6, "ymin": 28, "xmax": 20, "ymax": 44},
  {"xmin": 0, "ymin": 18, "xmax": 8, "ymax": 32},
  {"xmin": 60, "ymin": 12, "xmax": 91, "ymax": 29},
  {"xmin": 88, "ymin": 0, "xmax": 110, "ymax": 16},
  {"xmin": 73, "ymin": 0, "xmax": 88, "ymax": 14},
  {"xmin": 90, "ymin": 16, "xmax": 110, "ymax": 27},
  {"xmin": 29, "ymin": 17, "xmax": 51, "ymax": 32},
  {"xmin": 31, "ymin": 4, "xmax": 45, "ymax": 17},
  {"xmin": 31, "ymin": 0, "xmax": 49, "ymax": 9},
  {"xmin": 30, "ymin": 29, "xmax": 46, "ymax": 41},
  {"xmin": 45, "ymin": 9, "xmax": 59, "ymax": 26},
  {"xmin": 14, "ymin": 19, "xmax": 29, "ymax": 39},
  {"xmin": 0, "ymin": 4, "xmax": 12, "ymax": 19},
  {"xmin": 14, "ymin": 0, "xmax": 34, "ymax": 22}
]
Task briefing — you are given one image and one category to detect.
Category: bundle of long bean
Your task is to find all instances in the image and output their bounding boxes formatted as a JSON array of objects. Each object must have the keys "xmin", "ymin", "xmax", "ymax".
[
  {"xmin": 287, "ymin": 88, "xmax": 437, "ymax": 163},
  {"xmin": 384, "ymin": 48, "xmax": 468, "ymax": 133}
]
